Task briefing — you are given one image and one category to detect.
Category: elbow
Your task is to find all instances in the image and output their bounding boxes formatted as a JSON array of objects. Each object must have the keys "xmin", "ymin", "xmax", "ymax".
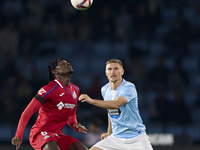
[{"xmin": 21, "ymin": 111, "xmax": 30, "ymax": 121}]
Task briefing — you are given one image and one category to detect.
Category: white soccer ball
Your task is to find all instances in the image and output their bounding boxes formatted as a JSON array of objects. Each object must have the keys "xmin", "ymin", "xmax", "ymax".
[{"xmin": 70, "ymin": 0, "xmax": 93, "ymax": 10}]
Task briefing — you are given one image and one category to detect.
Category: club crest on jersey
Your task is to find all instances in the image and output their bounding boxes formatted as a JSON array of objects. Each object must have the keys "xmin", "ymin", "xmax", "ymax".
[
  {"xmin": 38, "ymin": 88, "xmax": 46, "ymax": 95},
  {"xmin": 72, "ymin": 91, "xmax": 77, "ymax": 99},
  {"xmin": 57, "ymin": 101, "xmax": 75, "ymax": 110}
]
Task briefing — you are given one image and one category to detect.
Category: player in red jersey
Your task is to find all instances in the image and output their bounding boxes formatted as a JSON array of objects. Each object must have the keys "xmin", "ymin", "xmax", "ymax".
[{"xmin": 11, "ymin": 58, "xmax": 88, "ymax": 150}]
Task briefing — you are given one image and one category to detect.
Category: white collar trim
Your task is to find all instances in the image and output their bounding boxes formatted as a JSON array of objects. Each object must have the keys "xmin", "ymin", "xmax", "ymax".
[{"xmin": 55, "ymin": 79, "xmax": 63, "ymax": 88}]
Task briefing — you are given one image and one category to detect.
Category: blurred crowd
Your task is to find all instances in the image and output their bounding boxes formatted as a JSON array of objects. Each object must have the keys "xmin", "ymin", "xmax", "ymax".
[{"xmin": 0, "ymin": 0, "xmax": 200, "ymax": 145}]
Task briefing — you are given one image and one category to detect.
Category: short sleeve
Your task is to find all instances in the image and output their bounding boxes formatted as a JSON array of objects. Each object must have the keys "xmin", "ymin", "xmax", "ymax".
[
  {"xmin": 101, "ymin": 87, "xmax": 105, "ymax": 99},
  {"xmin": 36, "ymin": 84, "xmax": 56, "ymax": 102},
  {"xmin": 101, "ymin": 84, "xmax": 107, "ymax": 99},
  {"xmin": 119, "ymin": 85, "xmax": 137, "ymax": 103}
]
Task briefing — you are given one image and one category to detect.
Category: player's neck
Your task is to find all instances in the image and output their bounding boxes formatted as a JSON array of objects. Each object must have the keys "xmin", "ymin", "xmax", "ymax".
[
  {"xmin": 110, "ymin": 79, "xmax": 122, "ymax": 90},
  {"xmin": 56, "ymin": 77, "xmax": 70, "ymax": 86}
]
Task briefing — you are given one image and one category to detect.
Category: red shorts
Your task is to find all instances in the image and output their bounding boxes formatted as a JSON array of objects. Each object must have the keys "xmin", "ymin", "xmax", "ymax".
[{"xmin": 29, "ymin": 131, "xmax": 79, "ymax": 150}]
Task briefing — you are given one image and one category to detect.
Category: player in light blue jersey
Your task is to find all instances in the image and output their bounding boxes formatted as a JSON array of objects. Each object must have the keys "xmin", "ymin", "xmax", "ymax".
[{"xmin": 79, "ymin": 59, "xmax": 153, "ymax": 150}]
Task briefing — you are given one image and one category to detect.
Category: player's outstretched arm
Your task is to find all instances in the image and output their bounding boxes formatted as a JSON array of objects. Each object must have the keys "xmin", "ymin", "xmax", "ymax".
[{"xmin": 79, "ymin": 94, "xmax": 127, "ymax": 109}]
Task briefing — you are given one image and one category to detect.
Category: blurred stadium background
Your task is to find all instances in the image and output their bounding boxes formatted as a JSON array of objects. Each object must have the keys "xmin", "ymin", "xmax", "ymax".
[{"xmin": 0, "ymin": 0, "xmax": 200, "ymax": 149}]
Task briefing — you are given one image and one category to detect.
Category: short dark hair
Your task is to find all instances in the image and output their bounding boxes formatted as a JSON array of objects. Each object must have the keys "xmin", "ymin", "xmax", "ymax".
[{"xmin": 48, "ymin": 57, "xmax": 68, "ymax": 81}]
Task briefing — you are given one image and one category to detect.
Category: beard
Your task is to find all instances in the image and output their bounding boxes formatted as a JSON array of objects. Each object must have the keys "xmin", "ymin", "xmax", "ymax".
[{"xmin": 110, "ymin": 79, "xmax": 118, "ymax": 84}]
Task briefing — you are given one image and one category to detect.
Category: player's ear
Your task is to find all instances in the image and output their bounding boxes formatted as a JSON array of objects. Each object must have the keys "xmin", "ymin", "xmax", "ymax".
[
  {"xmin": 121, "ymin": 69, "xmax": 124, "ymax": 76},
  {"xmin": 105, "ymin": 69, "xmax": 108, "ymax": 77}
]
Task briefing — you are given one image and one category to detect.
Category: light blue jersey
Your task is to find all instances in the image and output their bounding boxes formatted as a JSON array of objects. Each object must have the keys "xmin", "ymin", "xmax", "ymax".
[{"xmin": 101, "ymin": 79, "xmax": 146, "ymax": 139}]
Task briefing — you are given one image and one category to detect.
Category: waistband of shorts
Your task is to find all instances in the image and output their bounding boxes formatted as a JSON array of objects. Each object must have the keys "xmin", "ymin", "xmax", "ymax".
[{"xmin": 111, "ymin": 134, "xmax": 148, "ymax": 143}]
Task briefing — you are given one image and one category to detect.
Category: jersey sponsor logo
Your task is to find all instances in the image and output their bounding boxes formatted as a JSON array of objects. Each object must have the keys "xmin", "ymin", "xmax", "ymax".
[
  {"xmin": 57, "ymin": 101, "xmax": 64, "ymax": 110},
  {"xmin": 59, "ymin": 93, "xmax": 65, "ymax": 96},
  {"xmin": 72, "ymin": 91, "xmax": 77, "ymax": 99},
  {"xmin": 57, "ymin": 101, "xmax": 75, "ymax": 110},
  {"xmin": 38, "ymin": 88, "xmax": 46, "ymax": 95},
  {"xmin": 108, "ymin": 109, "xmax": 121, "ymax": 118}
]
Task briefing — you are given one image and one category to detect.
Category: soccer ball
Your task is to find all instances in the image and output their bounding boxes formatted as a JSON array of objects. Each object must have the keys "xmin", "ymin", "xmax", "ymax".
[{"xmin": 70, "ymin": 0, "xmax": 93, "ymax": 10}]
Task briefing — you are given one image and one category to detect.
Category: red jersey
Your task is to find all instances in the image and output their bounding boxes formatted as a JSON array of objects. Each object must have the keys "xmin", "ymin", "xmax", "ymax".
[
  {"xmin": 15, "ymin": 79, "xmax": 80, "ymax": 141},
  {"xmin": 32, "ymin": 79, "xmax": 80, "ymax": 134}
]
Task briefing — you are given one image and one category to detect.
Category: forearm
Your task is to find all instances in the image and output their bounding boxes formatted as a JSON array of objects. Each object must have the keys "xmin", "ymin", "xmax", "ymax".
[
  {"xmin": 107, "ymin": 115, "xmax": 112, "ymax": 135},
  {"xmin": 15, "ymin": 111, "xmax": 31, "ymax": 140},
  {"xmin": 91, "ymin": 99, "xmax": 119, "ymax": 109},
  {"xmin": 67, "ymin": 108, "xmax": 78, "ymax": 126},
  {"xmin": 67, "ymin": 116, "xmax": 78, "ymax": 131},
  {"xmin": 79, "ymin": 95, "xmax": 127, "ymax": 109},
  {"xmin": 15, "ymin": 98, "xmax": 41, "ymax": 140},
  {"xmin": 68, "ymin": 117, "xmax": 78, "ymax": 127},
  {"xmin": 67, "ymin": 106, "xmax": 79, "ymax": 132}
]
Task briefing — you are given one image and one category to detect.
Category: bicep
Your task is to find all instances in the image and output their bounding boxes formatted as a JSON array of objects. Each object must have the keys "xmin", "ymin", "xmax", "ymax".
[
  {"xmin": 23, "ymin": 98, "xmax": 42, "ymax": 116},
  {"xmin": 115, "ymin": 96, "xmax": 127, "ymax": 107}
]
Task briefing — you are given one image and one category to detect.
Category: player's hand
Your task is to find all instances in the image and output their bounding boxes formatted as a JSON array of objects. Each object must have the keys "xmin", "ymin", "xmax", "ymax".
[
  {"xmin": 79, "ymin": 94, "xmax": 93, "ymax": 104},
  {"xmin": 73, "ymin": 123, "xmax": 88, "ymax": 133},
  {"xmin": 11, "ymin": 137, "xmax": 22, "ymax": 150},
  {"xmin": 101, "ymin": 133, "xmax": 110, "ymax": 140}
]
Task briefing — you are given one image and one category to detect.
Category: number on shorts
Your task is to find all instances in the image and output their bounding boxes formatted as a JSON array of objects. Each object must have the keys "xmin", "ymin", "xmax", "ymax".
[{"xmin": 41, "ymin": 131, "xmax": 48, "ymax": 136}]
